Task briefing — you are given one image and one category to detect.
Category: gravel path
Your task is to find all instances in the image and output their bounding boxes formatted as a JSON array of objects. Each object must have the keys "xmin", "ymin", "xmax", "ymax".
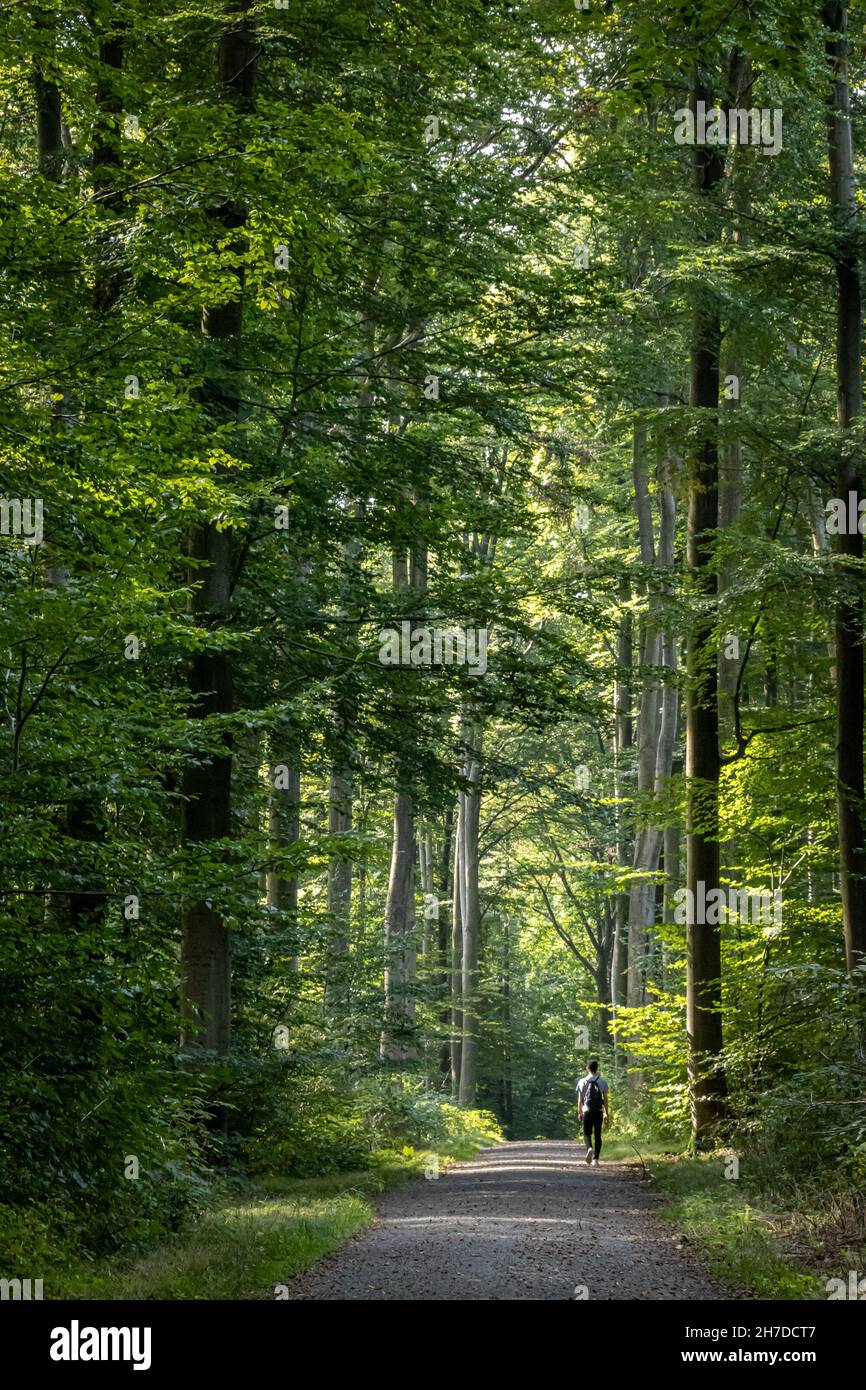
[{"xmin": 285, "ymin": 1140, "xmax": 737, "ymax": 1301}]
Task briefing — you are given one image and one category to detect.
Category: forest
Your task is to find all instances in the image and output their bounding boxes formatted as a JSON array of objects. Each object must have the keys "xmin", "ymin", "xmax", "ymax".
[{"xmin": 1, "ymin": 0, "xmax": 865, "ymax": 1303}]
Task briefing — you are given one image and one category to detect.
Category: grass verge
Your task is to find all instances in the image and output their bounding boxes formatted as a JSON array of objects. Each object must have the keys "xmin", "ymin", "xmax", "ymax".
[
  {"xmin": 646, "ymin": 1152, "xmax": 826, "ymax": 1300},
  {"xmin": 47, "ymin": 1148, "xmax": 455, "ymax": 1300},
  {"xmin": 598, "ymin": 1134, "xmax": 672, "ymax": 1163}
]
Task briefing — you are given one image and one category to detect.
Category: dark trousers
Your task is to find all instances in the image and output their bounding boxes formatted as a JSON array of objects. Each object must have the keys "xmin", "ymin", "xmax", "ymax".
[{"xmin": 583, "ymin": 1110, "xmax": 603, "ymax": 1159}]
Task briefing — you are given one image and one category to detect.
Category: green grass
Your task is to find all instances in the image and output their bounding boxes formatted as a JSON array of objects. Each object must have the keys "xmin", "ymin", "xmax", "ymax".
[
  {"xmin": 58, "ymin": 1192, "xmax": 372, "ymax": 1300},
  {"xmin": 259, "ymin": 1149, "xmax": 433, "ymax": 1199},
  {"xmin": 646, "ymin": 1152, "xmax": 826, "ymax": 1300},
  {"xmin": 31, "ymin": 1129, "xmax": 832, "ymax": 1301},
  {"xmin": 48, "ymin": 1148, "xmax": 451, "ymax": 1300},
  {"xmin": 598, "ymin": 1134, "xmax": 672, "ymax": 1163}
]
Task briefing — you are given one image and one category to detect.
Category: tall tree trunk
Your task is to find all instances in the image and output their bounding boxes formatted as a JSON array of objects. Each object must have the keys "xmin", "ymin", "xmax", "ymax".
[
  {"xmin": 92, "ymin": 8, "xmax": 125, "ymax": 311},
  {"xmin": 718, "ymin": 53, "xmax": 749, "ymax": 903},
  {"xmin": 627, "ymin": 447, "xmax": 677, "ymax": 1007},
  {"xmin": 325, "ymin": 761, "xmax": 353, "ymax": 1007},
  {"xmin": 382, "ymin": 790, "xmax": 417, "ymax": 1060},
  {"xmin": 180, "ymin": 526, "xmax": 234, "ymax": 1052},
  {"xmin": 824, "ymin": 1, "xmax": 866, "ymax": 974},
  {"xmin": 458, "ymin": 718, "xmax": 483, "ymax": 1106},
  {"xmin": 180, "ymin": 3, "xmax": 256, "ymax": 1052},
  {"xmin": 662, "ymin": 800, "xmax": 682, "ymax": 988},
  {"xmin": 418, "ymin": 825, "xmax": 436, "ymax": 958},
  {"xmin": 438, "ymin": 805, "xmax": 453, "ymax": 1077},
  {"xmin": 450, "ymin": 799, "xmax": 463, "ymax": 1096},
  {"xmin": 38, "ymin": 11, "xmax": 109, "ymax": 947},
  {"xmin": 324, "ymin": 528, "xmax": 362, "ymax": 1005},
  {"xmin": 33, "ymin": 7, "xmax": 62, "ymax": 179},
  {"xmin": 595, "ymin": 911, "xmax": 614, "ymax": 1047},
  {"xmin": 611, "ymin": 582, "xmax": 633, "ymax": 1071},
  {"xmin": 717, "ymin": 52, "xmax": 748, "ymax": 726},
  {"xmin": 685, "ymin": 67, "xmax": 728, "ymax": 1143},
  {"xmin": 267, "ymin": 751, "xmax": 300, "ymax": 978},
  {"xmin": 500, "ymin": 918, "xmax": 514, "ymax": 1132},
  {"xmin": 381, "ymin": 543, "xmax": 425, "ymax": 1060}
]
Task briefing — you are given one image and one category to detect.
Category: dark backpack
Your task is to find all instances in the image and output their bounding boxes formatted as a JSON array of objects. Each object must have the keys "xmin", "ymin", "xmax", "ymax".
[{"xmin": 584, "ymin": 1076, "xmax": 604, "ymax": 1113}]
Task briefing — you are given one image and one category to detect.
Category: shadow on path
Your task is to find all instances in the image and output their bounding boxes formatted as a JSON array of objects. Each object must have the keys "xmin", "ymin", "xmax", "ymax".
[{"xmin": 284, "ymin": 1139, "xmax": 737, "ymax": 1301}]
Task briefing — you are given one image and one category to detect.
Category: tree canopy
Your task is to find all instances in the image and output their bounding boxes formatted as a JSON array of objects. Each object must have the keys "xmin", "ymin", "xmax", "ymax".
[{"xmin": 2, "ymin": 0, "xmax": 865, "ymax": 1275}]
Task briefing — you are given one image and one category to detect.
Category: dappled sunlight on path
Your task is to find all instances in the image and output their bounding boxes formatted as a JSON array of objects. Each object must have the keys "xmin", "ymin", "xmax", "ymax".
[{"xmin": 285, "ymin": 1140, "xmax": 735, "ymax": 1301}]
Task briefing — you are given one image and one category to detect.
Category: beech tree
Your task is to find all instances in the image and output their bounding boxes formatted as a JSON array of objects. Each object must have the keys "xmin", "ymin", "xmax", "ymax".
[{"xmin": 2, "ymin": 0, "xmax": 866, "ymax": 1268}]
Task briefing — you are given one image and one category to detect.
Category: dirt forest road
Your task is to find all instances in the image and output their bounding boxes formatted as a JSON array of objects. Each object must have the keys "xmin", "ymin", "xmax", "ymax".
[{"xmin": 286, "ymin": 1140, "xmax": 737, "ymax": 1301}]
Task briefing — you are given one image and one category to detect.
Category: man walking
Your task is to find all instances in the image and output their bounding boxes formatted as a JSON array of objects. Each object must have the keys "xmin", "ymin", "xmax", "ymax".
[{"xmin": 576, "ymin": 1059, "xmax": 610, "ymax": 1166}]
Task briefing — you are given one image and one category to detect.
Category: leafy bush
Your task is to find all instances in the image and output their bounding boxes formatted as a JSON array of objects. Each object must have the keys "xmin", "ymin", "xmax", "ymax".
[
  {"xmin": 354, "ymin": 1075, "xmax": 502, "ymax": 1155},
  {"xmin": 0, "ymin": 1203, "xmax": 77, "ymax": 1277},
  {"xmin": 234, "ymin": 1058, "xmax": 502, "ymax": 1178}
]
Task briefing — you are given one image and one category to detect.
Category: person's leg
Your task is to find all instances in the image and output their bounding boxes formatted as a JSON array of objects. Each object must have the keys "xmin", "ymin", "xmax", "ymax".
[
  {"xmin": 593, "ymin": 1113, "xmax": 602, "ymax": 1160},
  {"xmin": 582, "ymin": 1112, "xmax": 593, "ymax": 1162}
]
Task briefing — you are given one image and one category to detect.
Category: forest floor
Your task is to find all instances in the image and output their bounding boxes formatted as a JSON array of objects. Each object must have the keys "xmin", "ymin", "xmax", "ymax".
[{"xmin": 283, "ymin": 1139, "xmax": 738, "ymax": 1301}]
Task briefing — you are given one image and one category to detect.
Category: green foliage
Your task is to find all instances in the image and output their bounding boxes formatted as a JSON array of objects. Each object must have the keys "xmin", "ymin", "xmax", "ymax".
[
  {"xmin": 2, "ymin": 0, "xmax": 865, "ymax": 1296},
  {"xmin": 52, "ymin": 1190, "xmax": 375, "ymax": 1301},
  {"xmin": 239, "ymin": 1065, "xmax": 501, "ymax": 1177},
  {"xmin": 650, "ymin": 1154, "xmax": 825, "ymax": 1300}
]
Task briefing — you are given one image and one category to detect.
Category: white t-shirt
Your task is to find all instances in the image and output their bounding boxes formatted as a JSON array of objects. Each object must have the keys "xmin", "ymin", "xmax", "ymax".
[{"xmin": 576, "ymin": 1073, "xmax": 608, "ymax": 1106}]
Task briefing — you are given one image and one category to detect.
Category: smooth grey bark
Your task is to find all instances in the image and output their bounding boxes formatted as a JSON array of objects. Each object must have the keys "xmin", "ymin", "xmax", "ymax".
[
  {"xmin": 438, "ymin": 806, "xmax": 454, "ymax": 1078},
  {"xmin": 611, "ymin": 582, "xmax": 633, "ymax": 1035},
  {"xmin": 626, "ymin": 449, "xmax": 678, "ymax": 1009},
  {"xmin": 321, "ymin": 307, "xmax": 377, "ymax": 1003},
  {"xmin": 417, "ymin": 824, "xmax": 439, "ymax": 1083},
  {"xmin": 450, "ymin": 800, "xmax": 463, "ymax": 1097},
  {"xmin": 626, "ymin": 419, "xmax": 659, "ymax": 1010},
  {"xmin": 663, "ymin": 808, "xmax": 681, "ymax": 921},
  {"xmin": 418, "ymin": 826, "xmax": 436, "ymax": 959},
  {"xmin": 614, "ymin": 573, "xmax": 634, "ymax": 755},
  {"xmin": 450, "ymin": 519, "xmax": 499, "ymax": 1101},
  {"xmin": 718, "ymin": 52, "xmax": 750, "ymax": 755},
  {"xmin": 381, "ymin": 541, "xmax": 425, "ymax": 1060},
  {"xmin": 458, "ymin": 718, "xmax": 483, "ymax": 1106},
  {"xmin": 499, "ymin": 918, "xmax": 514, "ymax": 1132},
  {"xmin": 382, "ymin": 790, "xmax": 418, "ymax": 1060}
]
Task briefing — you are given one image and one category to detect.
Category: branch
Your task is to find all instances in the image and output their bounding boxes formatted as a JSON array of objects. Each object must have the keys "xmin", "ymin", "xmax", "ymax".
[{"xmin": 530, "ymin": 872, "xmax": 597, "ymax": 978}]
